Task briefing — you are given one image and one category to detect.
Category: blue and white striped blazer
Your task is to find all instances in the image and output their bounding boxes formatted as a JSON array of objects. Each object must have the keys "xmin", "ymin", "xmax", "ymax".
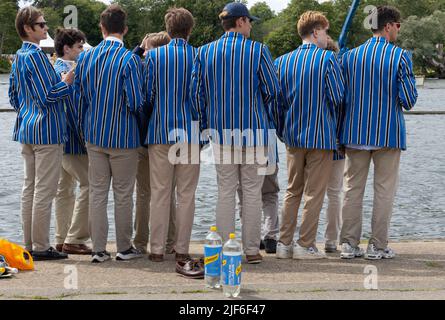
[
  {"xmin": 54, "ymin": 59, "xmax": 87, "ymax": 155},
  {"xmin": 144, "ymin": 38, "xmax": 198, "ymax": 145},
  {"xmin": 340, "ymin": 37, "xmax": 418, "ymax": 150},
  {"xmin": 275, "ymin": 43, "xmax": 345, "ymax": 150},
  {"xmin": 74, "ymin": 39, "xmax": 144, "ymax": 149},
  {"xmin": 190, "ymin": 32, "xmax": 280, "ymax": 147},
  {"xmin": 9, "ymin": 42, "xmax": 71, "ymax": 145}
]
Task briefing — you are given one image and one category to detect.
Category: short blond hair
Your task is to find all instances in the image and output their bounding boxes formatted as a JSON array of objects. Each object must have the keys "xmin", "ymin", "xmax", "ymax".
[
  {"xmin": 144, "ymin": 31, "xmax": 171, "ymax": 49},
  {"xmin": 297, "ymin": 11, "xmax": 329, "ymax": 39}
]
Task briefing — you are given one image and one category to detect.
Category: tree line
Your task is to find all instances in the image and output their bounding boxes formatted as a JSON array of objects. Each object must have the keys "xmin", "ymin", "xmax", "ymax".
[{"xmin": 1, "ymin": 0, "xmax": 445, "ymax": 77}]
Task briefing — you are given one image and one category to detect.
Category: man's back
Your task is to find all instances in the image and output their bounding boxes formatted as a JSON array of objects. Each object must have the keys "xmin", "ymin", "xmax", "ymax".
[
  {"xmin": 145, "ymin": 39, "xmax": 196, "ymax": 144},
  {"xmin": 340, "ymin": 37, "xmax": 417, "ymax": 150},
  {"xmin": 192, "ymin": 32, "xmax": 279, "ymax": 147},
  {"xmin": 75, "ymin": 39, "xmax": 143, "ymax": 149},
  {"xmin": 275, "ymin": 43, "xmax": 344, "ymax": 150}
]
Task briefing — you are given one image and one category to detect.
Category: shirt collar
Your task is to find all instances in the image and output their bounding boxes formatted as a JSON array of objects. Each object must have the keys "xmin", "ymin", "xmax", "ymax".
[
  {"xmin": 169, "ymin": 38, "xmax": 188, "ymax": 46},
  {"xmin": 221, "ymin": 31, "xmax": 245, "ymax": 40},
  {"xmin": 370, "ymin": 36, "xmax": 389, "ymax": 43},
  {"xmin": 23, "ymin": 41, "xmax": 41, "ymax": 50},
  {"xmin": 105, "ymin": 36, "xmax": 124, "ymax": 45}
]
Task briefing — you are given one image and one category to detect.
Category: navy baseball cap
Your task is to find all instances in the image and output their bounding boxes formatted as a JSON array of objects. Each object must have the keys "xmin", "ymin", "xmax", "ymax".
[{"xmin": 219, "ymin": 2, "xmax": 260, "ymax": 22}]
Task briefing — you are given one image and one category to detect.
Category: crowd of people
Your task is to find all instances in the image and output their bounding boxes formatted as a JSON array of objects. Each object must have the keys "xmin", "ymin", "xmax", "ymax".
[{"xmin": 8, "ymin": 2, "xmax": 417, "ymax": 276}]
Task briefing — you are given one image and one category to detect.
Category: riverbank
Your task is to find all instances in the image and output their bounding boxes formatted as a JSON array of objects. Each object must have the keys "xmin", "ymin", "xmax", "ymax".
[{"xmin": 1, "ymin": 240, "xmax": 444, "ymax": 300}]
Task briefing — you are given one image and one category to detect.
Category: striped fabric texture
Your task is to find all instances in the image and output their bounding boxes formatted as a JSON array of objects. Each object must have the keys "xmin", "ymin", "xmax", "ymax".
[
  {"xmin": 9, "ymin": 42, "xmax": 71, "ymax": 145},
  {"xmin": 190, "ymin": 32, "xmax": 280, "ymax": 147},
  {"xmin": 275, "ymin": 43, "xmax": 345, "ymax": 150},
  {"xmin": 54, "ymin": 59, "xmax": 87, "ymax": 154},
  {"xmin": 144, "ymin": 38, "xmax": 198, "ymax": 145},
  {"xmin": 340, "ymin": 37, "xmax": 418, "ymax": 150},
  {"xmin": 74, "ymin": 39, "xmax": 144, "ymax": 149}
]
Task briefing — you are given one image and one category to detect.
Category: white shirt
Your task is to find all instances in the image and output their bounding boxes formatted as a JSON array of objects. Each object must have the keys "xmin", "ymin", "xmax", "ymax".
[
  {"xmin": 105, "ymin": 36, "xmax": 124, "ymax": 44},
  {"xmin": 346, "ymin": 144, "xmax": 382, "ymax": 151}
]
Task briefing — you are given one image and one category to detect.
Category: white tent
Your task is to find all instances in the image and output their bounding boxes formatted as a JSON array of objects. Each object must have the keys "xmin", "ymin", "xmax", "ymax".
[
  {"xmin": 40, "ymin": 34, "xmax": 55, "ymax": 49},
  {"xmin": 40, "ymin": 35, "xmax": 93, "ymax": 50}
]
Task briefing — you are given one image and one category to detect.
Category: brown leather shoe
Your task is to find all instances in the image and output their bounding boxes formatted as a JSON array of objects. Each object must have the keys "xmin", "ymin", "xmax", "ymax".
[
  {"xmin": 55, "ymin": 244, "xmax": 64, "ymax": 252},
  {"xmin": 176, "ymin": 259, "xmax": 204, "ymax": 279},
  {"xmin": 175, "ymin": 253, "xmax": 191, "ymax": 262},
  {"xmin": 148, "ymin": 253, "xmax": 164, "ymax": 262},
  {"xmin": 246, "ymin": 253, "xmax": 263, "ymax": 264},
  {"xmin": 62, "ymin": 243, "xmax": 92, "ymax": 255}
]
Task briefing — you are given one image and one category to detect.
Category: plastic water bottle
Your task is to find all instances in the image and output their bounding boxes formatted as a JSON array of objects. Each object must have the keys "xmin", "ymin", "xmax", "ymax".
[
  {"xmin": 204, "ymin": 226, "xmax": 223, "ymax": 288},
  {"xmin": 222, "ymin": 233, "xmax": 242, "ymax": 298}
]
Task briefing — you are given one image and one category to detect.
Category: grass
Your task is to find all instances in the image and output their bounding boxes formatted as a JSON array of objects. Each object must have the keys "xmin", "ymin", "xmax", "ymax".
[
  {"xmin": 425, "ymin": 261, "xmax": 443, "ymax": 268},
  {"xmin": 94, "ymin": 291, "xmax": 128, "ymax": 295},
  {"xmin": 12, "ymin": 295, "xmax": 50, "ymax": 300}
]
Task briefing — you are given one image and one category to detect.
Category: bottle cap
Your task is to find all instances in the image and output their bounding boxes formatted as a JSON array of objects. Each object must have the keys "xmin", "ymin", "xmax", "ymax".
[
  {"xmin": 210, "ymin": 226, "xmax": 217, "ymax": 232},
  {"xmin": 229, "ymin": 233, "xmax": 235, "ymax": 239}
]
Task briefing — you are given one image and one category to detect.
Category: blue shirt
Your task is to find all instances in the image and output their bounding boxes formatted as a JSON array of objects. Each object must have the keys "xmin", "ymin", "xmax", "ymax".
[
  {"xmin": 340, "ymin": 37, "xmax": 418, "ymax": 150},
  {"xmin": 275, "ymin": 43, "xmax": 345, "ymax": 150},
  {"xmin": 190, "ymin": 32, "xmax": 280, "ymax": 147},
  {"xmin": 9, "ymin": 42, "xmax": 72, "ymax": 145},
  {"xmin": 74, "ymin": 39, "xmax": 144, "ymax": 149},
  {"xmin": 54, "ymin": 59, "xmax": 87, "ymax": 155},
  {"xmin": 144, "ymin": 38, "xmax": 198, "ymax": 145}
]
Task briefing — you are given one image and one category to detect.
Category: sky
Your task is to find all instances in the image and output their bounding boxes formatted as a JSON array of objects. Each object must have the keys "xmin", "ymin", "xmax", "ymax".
[
  {"xmin": 91, "ymin": 1, "xmax": 292, "ymax": 14},
  {"xmin": 20, "ymin": 1, "xmax": 292, "ymax": 13}
]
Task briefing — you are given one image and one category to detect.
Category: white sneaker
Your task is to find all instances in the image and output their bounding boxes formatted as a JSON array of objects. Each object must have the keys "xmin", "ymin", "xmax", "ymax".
[
  {"xmin": 340, "ymin": 243, "xmax": 364, "ymax": 259},
  {"xmin": 116, "ymin": 247, "xmax": 143, "ymax": 261},
  {"xmin": 276, "ymin": 241, "xmax": 293, "ymax": 259},
  {"xmin": 380, "ymin": 247, "xmax": 396, "ymax": 259},
  {"xmin": 293, "ymin": 243, "xmax": 326, "ymax": 260},
  {"xmin": 364, "ymin": 243, "xmax": 383, "ymax": 260}
]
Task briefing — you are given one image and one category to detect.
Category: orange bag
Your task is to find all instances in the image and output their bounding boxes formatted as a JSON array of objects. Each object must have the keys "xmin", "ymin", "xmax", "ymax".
[{"xmin": 0, "ymin": 239, "xmax": 34, "ymax": 271}]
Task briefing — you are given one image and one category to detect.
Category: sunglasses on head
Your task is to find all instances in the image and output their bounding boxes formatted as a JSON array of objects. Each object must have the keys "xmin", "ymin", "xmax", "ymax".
[{"xmin": 33, "ymin": 21, "xmax": 48, "ymax": 29}]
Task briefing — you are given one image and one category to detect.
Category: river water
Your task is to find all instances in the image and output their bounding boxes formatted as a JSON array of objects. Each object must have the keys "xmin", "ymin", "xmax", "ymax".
[{"xmin": 0, "ymin": 74, "xmax": 444, "ymax": 245}]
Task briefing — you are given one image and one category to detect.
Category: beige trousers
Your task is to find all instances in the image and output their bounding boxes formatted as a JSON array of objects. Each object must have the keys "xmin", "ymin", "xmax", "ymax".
[
  {"xmin": 280, "ymin": 147, "xmax": 333, "ymax": 248},
  {"xmin": 21, "ymin": 144, "xmax": 63, "ymax": 251},
  {"xmin": 133, "ymin": 147, "xmax": 177, "ymax": 252},
  {"xmin": 324, "ymin": 159, "xmax": 345, "ymax": 243},
  {"xmin": 214, "ymin": 145, "xmax": 267, "ymax": 256},
  {"xmin": 148, "ymin": 144, "xmax": 200, "ymax": 255},
  {"xmin": 340, "ymin": 148, "xmax": 401, "ymax": 249},
  {"xmin": 86, "ymin": 143, "xmax": 138, "ymax": 253},
  {"xmin": 54, "ymin": 154, "xmax": 90, "ymax": 245},
  {"xmin": 238, "ymin": 165, "xmax": 280, "ymax": 241}
]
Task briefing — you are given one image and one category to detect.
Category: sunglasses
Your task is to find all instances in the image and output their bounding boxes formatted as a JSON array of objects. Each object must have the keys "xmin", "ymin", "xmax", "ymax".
[
  {"xmin": 33, "ymin": 21, "xmax": 48, "ymax": 29},
  {"xmin": 393, "ymin": 22, "xmax": 401, "ymax": 29}
]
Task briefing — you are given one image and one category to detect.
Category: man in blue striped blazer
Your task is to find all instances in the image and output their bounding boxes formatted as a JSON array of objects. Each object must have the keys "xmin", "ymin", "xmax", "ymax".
[
  {"xmin": 143, "ymin": 8, "xmax": 199, "ymax": 263},
  {"xmin": 74, "ymin": 4, "xmax": 144, "ymax": 263},
  {"xmin": 339, "ymin": 6, "xmax": 418, "ymax": 260},
  {"xmin": 53, "ymin": 28, "xmax": 91, "ymax": 255},
  {"xmin": 9, "ymin": 7, "xmax": 74, "ymax": 260},
  {"xmin": 275, "ymin": 11, "xmax": 345, "ymax": 260},
  {"xmin": 190, "ymin": 2, "xmax": 280, "ymax": 264}
]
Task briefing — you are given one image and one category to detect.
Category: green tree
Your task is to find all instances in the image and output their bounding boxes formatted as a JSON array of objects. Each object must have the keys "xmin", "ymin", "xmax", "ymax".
[
  {"xmin": 250, "ymin": 1, "xmax": 276, "ymax": 43},
  {"xmin": 398, "ymin": 11, "xmax": 445, "ymax": 77},
  {"xmin": 0, "ymin": 0, "xmax": 20, "ymax": 55}
]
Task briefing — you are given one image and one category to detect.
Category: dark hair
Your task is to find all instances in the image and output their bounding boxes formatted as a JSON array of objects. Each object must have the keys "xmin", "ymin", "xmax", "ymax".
[
  {"xmin": 371, "ymin": 6, "xmax": 401, "ymax": 33},
  {"xmin": 100, "ymin": 4, "xmax": 127, "ymax": 34},
  {"xmin": 15, "ymin": 6, "xmax": 43, "ymax": 39},
  {"xmin": 165, "ymin": 7, "xmax": 195, "ymax": 39},
  {"xmin": 54, "ymin": 28, "xmax": 86, "ymax": 57},
  {"xmin": 220, "ymin": 16, "xmax": 245, "ymax": 31}
]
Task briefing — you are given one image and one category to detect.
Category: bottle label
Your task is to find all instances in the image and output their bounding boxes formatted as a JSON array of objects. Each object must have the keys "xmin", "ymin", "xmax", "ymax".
[
  {"xmin": 204, "ymin": 245, "xmax": 222, "ymax": 277},
  {"xmin": 222, "ymin": 253, "xmax": 242, "ymax": 286}
]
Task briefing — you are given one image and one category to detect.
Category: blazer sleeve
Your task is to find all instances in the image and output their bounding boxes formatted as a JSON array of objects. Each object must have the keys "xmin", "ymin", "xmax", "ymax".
[{"xmin": 398, "ymin": 50, "xmax": 418, "ymax": 111}]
